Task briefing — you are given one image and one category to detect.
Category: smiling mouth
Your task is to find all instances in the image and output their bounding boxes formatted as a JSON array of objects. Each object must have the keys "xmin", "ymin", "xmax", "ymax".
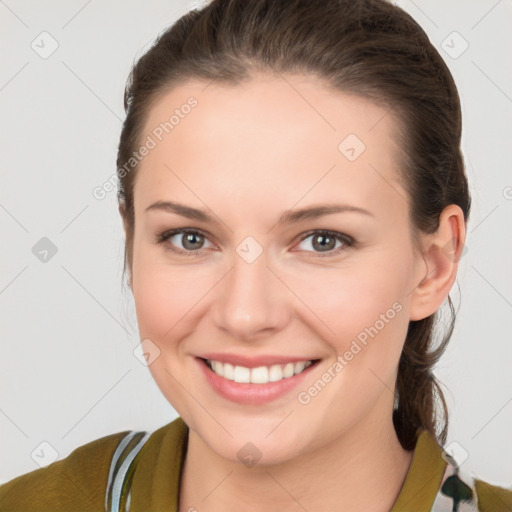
[{"xmin": 200, "ymin": 357, "xmax": 321, "ymax": 384}]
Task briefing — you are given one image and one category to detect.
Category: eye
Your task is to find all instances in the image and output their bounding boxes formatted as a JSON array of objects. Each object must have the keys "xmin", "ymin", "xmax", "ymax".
[
  {"xmin": 156, "ymin": 228, "xmax": 354, "ymax": 258},
  {"xmin": 156, "ymin": 228, "xmax": 214, "ymax": 255},
  {"xmin": 294, "ymin": 230, "xmax": 354, "ymax": 256}
]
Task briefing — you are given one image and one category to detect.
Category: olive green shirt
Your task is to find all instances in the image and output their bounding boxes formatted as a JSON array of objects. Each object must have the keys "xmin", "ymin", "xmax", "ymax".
[{"xmin": 1, "ymin": 416, "xmax": 511, "ymax": 511}]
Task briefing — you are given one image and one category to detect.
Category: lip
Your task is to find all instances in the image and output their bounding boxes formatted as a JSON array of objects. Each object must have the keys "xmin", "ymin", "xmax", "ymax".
[
  {"xmin": 199, "ymin": 352, "xmax": 318, "ymax": 368},
  {"xmin": 196, "ymin": 356, "xmax": 320, "ymax": 405}
]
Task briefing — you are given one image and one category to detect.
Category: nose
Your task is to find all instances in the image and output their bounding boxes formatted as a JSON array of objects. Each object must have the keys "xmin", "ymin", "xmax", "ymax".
[{"xmin": 211, "ymin": 246, "xmax": 290, "ymax": 341}]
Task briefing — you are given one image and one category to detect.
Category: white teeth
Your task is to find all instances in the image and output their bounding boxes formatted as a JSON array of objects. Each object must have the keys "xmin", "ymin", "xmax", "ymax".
[
  {"xmin": 268, "ymin": 364, "xmax": 283, "ymax": 382},
  {"xmin": 294, "ymin": 361, "xmax": 306, "ymax": 374},
  {"xmin": 206, "ymin": 359, "xmax": 315, "ymax": 384},
  {"xmin": 223, "ymin": 362, "xmax": 234, "ymax": 380},
  {"xmin": 283, "ymin": 363, "xmax": 295, "ymax": 378},
  {"xmin": 233, "ymin": 365, "xmax": 251, "ymax": 383},
  {"xmin": 250, "ymin": 366, "xmax": 269, "ymax": 384},
  {"xmin": 212, "ymin": 360, "xmax": 224, "ymax": 377}
]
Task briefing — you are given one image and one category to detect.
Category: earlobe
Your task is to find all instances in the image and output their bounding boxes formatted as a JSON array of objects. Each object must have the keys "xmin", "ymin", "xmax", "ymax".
[
  {"xmin": 118, "ymin": 203, "xmax": 134, "ymax": 292},
  {"xmin": 409, "ymin": 204, "xmax": 466, "ymax": 321},
  {"xmin": 119, "ymin": 204, "xmax": 128, "ymax": 235}
]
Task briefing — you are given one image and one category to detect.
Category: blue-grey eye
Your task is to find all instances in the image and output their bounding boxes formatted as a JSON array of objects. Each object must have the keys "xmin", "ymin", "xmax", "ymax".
[
  {"xmin": 297, "ymin": 231, "xmax": 348, "ymax": 253},
  {"xmin": 160, "ymin": 229, "xmax": 213, "ymax": 252}
]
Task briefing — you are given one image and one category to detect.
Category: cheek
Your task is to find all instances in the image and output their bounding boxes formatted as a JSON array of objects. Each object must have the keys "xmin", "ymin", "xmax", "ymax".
[
  {"xmin": 132, "ymin": 255, "xmax": 218, "ymax": 341},
  {"xmin": 289, "ymin": 263, "xmax": 406, "ymax": 336},
  {"xmin": 289, "ymin": 256, "xmax": 411, "ymax": 394}
]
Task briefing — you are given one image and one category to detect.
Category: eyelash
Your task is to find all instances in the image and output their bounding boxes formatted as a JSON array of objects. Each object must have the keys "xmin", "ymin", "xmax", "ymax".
[{"xmin": 156, "ymin": 228, "xmax": 355, "ymax": 258}]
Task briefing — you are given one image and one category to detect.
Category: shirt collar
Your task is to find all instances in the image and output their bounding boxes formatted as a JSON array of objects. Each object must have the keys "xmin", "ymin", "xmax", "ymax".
[{"xmin": 131, "ymin": 418, "xmax": 446, "ymax": 512}]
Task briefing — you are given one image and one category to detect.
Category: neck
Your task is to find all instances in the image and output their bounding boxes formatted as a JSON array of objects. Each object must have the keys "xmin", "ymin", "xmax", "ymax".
[{"xmin": 178, "ymin": 408, "xmax": 414, "ymax": 512}]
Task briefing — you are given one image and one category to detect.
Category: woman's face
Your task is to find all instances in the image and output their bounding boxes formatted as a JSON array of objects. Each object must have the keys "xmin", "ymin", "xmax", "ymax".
[{"xmin": 129, "ymin": 73, "xmax": 427, "ymax": 464}]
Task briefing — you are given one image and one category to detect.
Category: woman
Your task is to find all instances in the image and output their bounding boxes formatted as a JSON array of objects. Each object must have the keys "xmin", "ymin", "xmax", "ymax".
[{"xmin": 1, "ymin": 0, "xmax": 511, "ymax": 511}]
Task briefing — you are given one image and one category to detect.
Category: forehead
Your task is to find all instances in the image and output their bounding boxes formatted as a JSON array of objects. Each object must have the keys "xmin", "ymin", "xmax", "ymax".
[
  {"xmin": 142, "ymin": 72, "xmax": 401, "ymax": 147},
  {"xmin": 134, "ymin": 73, "xmax": 407, "ymax": 218}
]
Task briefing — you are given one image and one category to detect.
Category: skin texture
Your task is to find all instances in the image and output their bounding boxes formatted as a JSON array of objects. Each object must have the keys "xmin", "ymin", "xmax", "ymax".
[{"xmin": 123, "ymin": 72, "xmax": 466, "ymax": 512}]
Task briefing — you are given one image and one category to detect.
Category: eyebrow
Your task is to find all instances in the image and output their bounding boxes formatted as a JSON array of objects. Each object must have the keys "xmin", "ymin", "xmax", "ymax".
[{"xmin": 144, "ymin": 200, "xmax": 374, "ymax": 225}]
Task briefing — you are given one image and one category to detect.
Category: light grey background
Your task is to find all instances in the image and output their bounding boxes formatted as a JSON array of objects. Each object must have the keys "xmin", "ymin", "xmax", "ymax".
[{"xmin": 1, "ymin": 0, "xmax": 511, "ymax": 487}]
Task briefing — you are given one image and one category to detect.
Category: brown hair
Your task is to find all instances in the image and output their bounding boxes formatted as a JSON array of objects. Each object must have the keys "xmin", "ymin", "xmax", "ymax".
[{"xmin": 117, "ymin": 0, "xmax": 471, "ymax": 451}]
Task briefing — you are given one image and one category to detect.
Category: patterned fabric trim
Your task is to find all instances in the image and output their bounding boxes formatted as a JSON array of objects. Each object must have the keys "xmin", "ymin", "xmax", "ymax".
[
  {"xmin": 105, "ymin": 431, "xmax": 150, "ymax": 512},
  {"xmin": 104, "ymin": 432, "xmax": 138, "ymax": 512},
  {"xmin": 431, "ymin": 450, "xmax": 479, "ymax": 512}
]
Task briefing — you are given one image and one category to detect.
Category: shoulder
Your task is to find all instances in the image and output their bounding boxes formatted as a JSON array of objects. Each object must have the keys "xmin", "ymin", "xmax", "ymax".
[
  {"xmin": 431, "ymin": 440, "xmax": 512, "ymax": 512},
  {"xmin": 394, "ymin": 429, "xmax": 512, "ymax": 512},
  {"xmin": 436, "ymin": 471, "xmax": 512, "ymax": 511},
  {"xmin": 0, "ymin": 417, "xmax": 189, "ymax": 512},
  {"xmin": 473, "ymin": 478, "xmax": 512, "ymax": 512},
  {"xmin": 127, "ymin": 417, "xmax": 189, "ymax": 511},
  {"xmin": 0, "ymin": 430, "xmax": 130, "ymax": 512}
]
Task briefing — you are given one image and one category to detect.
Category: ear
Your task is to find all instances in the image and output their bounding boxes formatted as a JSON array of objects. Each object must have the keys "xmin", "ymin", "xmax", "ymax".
[
  {"xmin": 409, "ymin": 204, "xmax": 466, "ymax": 321},
  {"xmin": 118, "ymin": 203, "xmax": 129, "ymax": 236},
  {"xmin": 118, "ymin": 203, "xmax": 134, "ymax": 291}
]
